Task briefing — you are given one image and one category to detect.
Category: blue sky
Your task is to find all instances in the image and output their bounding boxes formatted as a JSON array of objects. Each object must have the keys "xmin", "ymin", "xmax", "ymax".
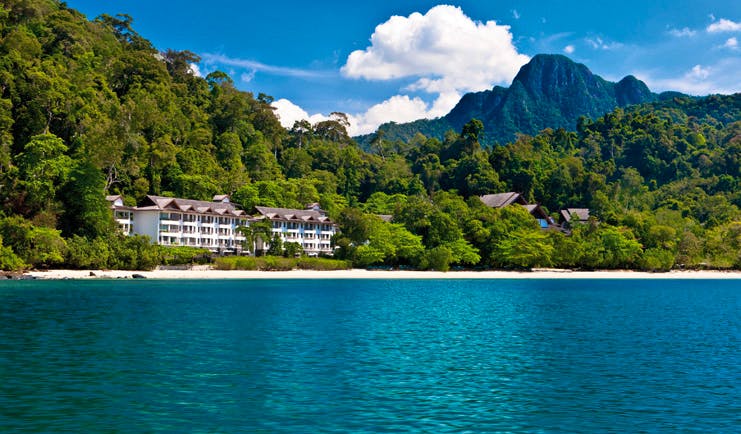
[{"xmin": 68, "ymin": 1, "xmax": 740, "ymax": 135}]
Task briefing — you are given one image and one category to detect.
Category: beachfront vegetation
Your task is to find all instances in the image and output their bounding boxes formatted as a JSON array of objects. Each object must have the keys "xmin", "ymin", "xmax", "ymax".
[
  {"xmin": 0, "ymin": 0, "xmax": 739, "ymax": 272},
  {"xmin": 213, "ymin": 256, "xmax": 351, "ymax": 271}
]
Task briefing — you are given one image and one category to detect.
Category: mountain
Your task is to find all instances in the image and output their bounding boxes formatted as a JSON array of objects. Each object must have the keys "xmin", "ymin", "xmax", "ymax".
[{"xmin": 359, "ymin": 54, "xmax": 672, "ymax": 146}]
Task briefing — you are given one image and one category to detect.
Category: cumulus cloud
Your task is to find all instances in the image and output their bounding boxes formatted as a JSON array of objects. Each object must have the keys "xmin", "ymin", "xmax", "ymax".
[
  {"xmin": 348, "ymin": 95, "xmax": 436, "ymax": 136},
  {"xmin": 707, "ymin": 18, "xmax": 741, "ymax": 33},
  {"xmin": 188, "ymin": 63, "xmax": 202, "ymax": 77},
  {"xmin": 281, "ymin": 5, "xmax": 528, "ymax": 136},
  {"xmin": 341, "ymin": 5, "xmax": 529, "ymax": 107},
  {"xmin": 272, "ymin": 99, "xmax": 330, "ymax": 129},
  {"xmin": 273, "ymin": 94, "xmax": 450, "ymax": 136},
  {"xmin": 563, "ymin": 45, "xmax": 575, "ymax": 54},
  {"xmin": 724, "ymin": 37, "xmax": 738, "ymax": 49}
]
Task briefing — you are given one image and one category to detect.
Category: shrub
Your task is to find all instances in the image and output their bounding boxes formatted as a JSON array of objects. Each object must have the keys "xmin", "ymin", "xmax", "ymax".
[
  {"xmin": 234, "ymin": 256, "xmax": 258, "ymax": 270},
  {"xmin": 213, "ymin": 257, "xmax": 237, "ymax": 270},
  {"xmin": 419, "ymin": 246, "xmax": 453, "ymax": 271},
  {"xmin": 107, "ymin": 235, "xmax": 161, "ymax": 270},
  {"xmin": 259, "ymin": 256, "xmax": 294, "ymax": 271},
  {"xmin": 640, "ymin": 248, "xmax": 675, "ymax": 272},
  {"xmin": 65, "ymin": 235, "xmax": 110, "ymax": 269},
  {"xmin": 297, "ymin": 257, "xmax": 351, "ymax": 270},
  {"xmin": 159, "ymin": 246, "xmax": 211, "ymax": 265},
  {"xmin": 0, "ymin": 241, "xmax": 25, "ymax": 271}
]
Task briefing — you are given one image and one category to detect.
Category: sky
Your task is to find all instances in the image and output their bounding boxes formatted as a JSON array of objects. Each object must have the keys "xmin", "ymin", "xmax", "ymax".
[{"xmin": 67, "ymin": 1, "xmax": 740, "ymax": 136}]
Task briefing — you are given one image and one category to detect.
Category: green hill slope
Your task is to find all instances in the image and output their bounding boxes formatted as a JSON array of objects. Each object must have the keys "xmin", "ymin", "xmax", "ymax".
[{"xmin": 359, "ymin": 54, "xmax": 670, "ymax": 147}]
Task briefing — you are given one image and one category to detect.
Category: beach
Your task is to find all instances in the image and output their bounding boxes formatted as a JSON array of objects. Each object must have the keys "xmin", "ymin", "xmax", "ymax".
[{"xmin": 20, "ymin": 267, "xmax": 741, "ymax": 280}]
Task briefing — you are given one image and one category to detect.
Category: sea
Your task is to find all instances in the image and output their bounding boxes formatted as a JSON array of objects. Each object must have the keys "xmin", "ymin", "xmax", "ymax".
[{"xmin": 1, "ymin": 278, "xmax": 739, "ymax": 433}]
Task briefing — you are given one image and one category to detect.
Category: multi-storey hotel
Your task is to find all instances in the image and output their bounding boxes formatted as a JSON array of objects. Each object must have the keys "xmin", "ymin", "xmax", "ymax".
[
  {"xmin": 107, "ymin": 195, "xmax": 338, "ymax": 256},
  {"xmin": 254, "ymin": 206, "xmax": 336, "ymax": 256}
]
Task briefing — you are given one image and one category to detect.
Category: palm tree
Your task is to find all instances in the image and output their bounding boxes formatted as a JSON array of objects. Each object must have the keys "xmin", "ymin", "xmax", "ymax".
[{"xmin": 237, "ymin": 219, "xmax": 273, "ymax": 256}]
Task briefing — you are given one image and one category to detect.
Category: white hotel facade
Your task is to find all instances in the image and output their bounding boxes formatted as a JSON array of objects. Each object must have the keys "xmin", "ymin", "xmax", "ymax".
[
  {"xmin": 254, "ymin": 206, "xmax": 335, "ymax": 254},
  {"xmin": 107, "ymin": 195, "xmax": 338, "ymax": 256}
]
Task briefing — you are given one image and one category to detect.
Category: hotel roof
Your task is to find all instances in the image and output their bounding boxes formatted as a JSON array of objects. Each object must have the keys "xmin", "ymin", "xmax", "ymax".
[
  {"xmin": 254, "ymin": 206, "xmax": 332, "ymax": 223},
  {"xmin": 116, "ymin": 195, "xmax": 249, "ymax": 217},
  {"xmin": 479, "ymin": 192, "xmax": 527, "ymax": 208}
]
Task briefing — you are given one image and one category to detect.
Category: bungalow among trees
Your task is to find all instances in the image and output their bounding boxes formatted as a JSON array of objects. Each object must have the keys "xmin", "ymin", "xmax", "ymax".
[
  {"xmin": 479, "ymin": 192, "xmax": 559, "ymax": 229},
  {"xmin": 559, "ymin": 208, "xmax": 591, "ymax": 228}
]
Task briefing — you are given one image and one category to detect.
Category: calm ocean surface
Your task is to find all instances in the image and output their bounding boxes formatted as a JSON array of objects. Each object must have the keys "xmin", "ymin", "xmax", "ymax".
[{"xmin": 1, "ymin": 279, "xmax": 739, "ymax": 433}]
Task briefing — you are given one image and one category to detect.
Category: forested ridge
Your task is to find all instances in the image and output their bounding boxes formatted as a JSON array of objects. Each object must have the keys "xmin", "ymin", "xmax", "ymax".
[
  {"xmin": 1, "ymin": 0, "xmax": 740, "ymax": 272},
  {"xmin": 356, "ymin": 54, "xmax": 671, "ymax": 148}
]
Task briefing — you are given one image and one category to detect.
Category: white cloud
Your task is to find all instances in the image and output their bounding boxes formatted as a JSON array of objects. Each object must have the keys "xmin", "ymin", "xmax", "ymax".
[
  {"xmin": 688, "ymin": 64, "xmax": 710, "ymax": 80},
  {"xmin": 341, "ymin": 5, "xmax": 529, "ymax": 98},
  {"xmin": 585, "ymin": 37, "xmax": 623, "ymax": 50},
  {"xmin": 334, "ymin": 5, "xmax": 530, "ymax": 134},
  {"xmin": 240, "ymin": 71, "xmax": 256, "ymax": 83},
  {"xmin": 201, "ymin": 53, "xmax": 328, "ymax": 78},
  {"xmin": 512, "ymin": 9, "xmax": 520, "ymax": 20},
  {"xmin": 272, "ymin": 99, "xmax": 330, "ymax": 129},
  {"xmin": 188, "ymin": 63, "xmax": 202, "ymax": 77},
  {"xmin": 707, "ymin": 18, "xmax": 741, "ymax": 33},
  {"xmin": 637, "ymin": 61, "xmax": 740, "ymax": 95},
  {"xmin": 273, "ymin": 95, "xmax": 449, "ymax": 137},
  {"xmin": 668, "ymin": 27, "xmax": 697, "ymax": 37},
  {"xmin": 348, "ymin": 95, "xmax": 438, "ymax": 136},
  {"xmin": 563, "ymin": 45, "xmax": 575, "ymax": 54},
  {"xmin": 724, "ymin": 37, "xmax": 738, "ymax": 49}
]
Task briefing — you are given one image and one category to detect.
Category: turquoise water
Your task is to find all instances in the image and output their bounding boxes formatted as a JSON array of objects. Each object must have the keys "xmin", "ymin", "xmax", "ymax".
[{"xmin": 1, "ymin": 279, "xmax": 739, "ymax": 432}]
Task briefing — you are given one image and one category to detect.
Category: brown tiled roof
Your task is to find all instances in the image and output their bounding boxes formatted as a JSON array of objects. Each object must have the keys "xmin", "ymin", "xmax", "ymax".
[
  {"xmin": 138, "ymin": 195, "xmax": 247, "ymax": 217},
  {"xmin": 560, "ymin": 208, "xmax": 590, "ymax": 223},
  {"xmin": 479, "ymin": 192, "xmax": 526, "ymax": 208},
  {"xmin": 255, "ymin": 206, "xmax": 332, "ymax": 223}
]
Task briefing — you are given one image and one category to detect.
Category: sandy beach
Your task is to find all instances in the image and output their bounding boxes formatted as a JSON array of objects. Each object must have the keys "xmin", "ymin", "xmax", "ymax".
[{"xmin": 20, "ymin": 267, "xmax": 741, "ymax": 280}]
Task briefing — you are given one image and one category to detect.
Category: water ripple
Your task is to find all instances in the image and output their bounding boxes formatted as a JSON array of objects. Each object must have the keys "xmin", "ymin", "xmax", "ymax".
[{"xmin": 1, "ymin": 279, "xmax": 739, "ymax": 432}]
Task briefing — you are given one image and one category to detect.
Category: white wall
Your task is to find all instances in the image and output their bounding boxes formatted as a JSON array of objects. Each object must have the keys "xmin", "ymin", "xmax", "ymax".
[{"xmin": 134, "ymin": 210, "xmax": 160, "ymax": 243}]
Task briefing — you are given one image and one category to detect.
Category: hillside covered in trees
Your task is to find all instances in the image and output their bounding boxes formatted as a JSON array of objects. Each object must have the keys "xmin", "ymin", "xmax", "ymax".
[
  {"xmin": 356, "ymin": 54, "xmax": 678, "ymax": 147},
  {"xmin": 1, "ymin": 0, "xmax": 740, "ymax": 272}
]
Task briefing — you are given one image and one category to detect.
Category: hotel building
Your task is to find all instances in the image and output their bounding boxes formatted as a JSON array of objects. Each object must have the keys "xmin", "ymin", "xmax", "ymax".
[
  {"xmin": 107, "ymin": 195, "xmax": 338, "ymax": 255},
  {"xmin": 254, "ymin": 206, "xmax": 336, "ymax": 256}
]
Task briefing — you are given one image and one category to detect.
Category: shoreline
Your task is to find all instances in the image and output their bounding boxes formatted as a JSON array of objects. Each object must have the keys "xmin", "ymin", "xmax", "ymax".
[{"xmin": 16, "ymin": 267, "xmax": 741, "ymax": 280}]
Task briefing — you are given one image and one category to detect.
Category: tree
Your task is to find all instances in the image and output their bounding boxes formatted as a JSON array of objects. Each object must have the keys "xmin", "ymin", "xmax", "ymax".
[
  {"xmin": 162, "ymin": 49, "xmax": 201, "ymax": 83},
  {"xmin": 14, "ymin": 133, "xmax": 73, "ymax": 216},
  {"xmin": 60, "ymin": 159, "xmax": 117, "ymax": 238},
  {"xmin": 266, "ymin": 233, "xmax": 283, "ymax": 256},
  {"xmin": 493, "ymin": 228, "xmax": 553, "ymax": 269},
  {"xmin": 0, "ymin": 216, "xmax": 67, "ymax": 268},
  {"xmin": 283, "ymin": 241, "xmax": 303, "ymax": 258},
  {"xmin": 0, "ymin": 235, "xmax": 25, "ymax": 271},
  {"xmin": 237, "ymin": 219, "xmax": 273, "ymax": 256}
]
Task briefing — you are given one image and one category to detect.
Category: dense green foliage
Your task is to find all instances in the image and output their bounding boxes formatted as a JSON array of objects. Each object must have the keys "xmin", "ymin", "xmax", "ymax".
[{"xmin": 0, "ymin": 1, "xmax": 739, "ymax": 272}]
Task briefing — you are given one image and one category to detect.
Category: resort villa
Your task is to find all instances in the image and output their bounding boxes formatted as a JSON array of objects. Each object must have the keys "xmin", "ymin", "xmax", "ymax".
[
  {"xmin": 107, "ymin": 195, "xmax": 338, "ymax": 256},
  {"xmin": 479, "ymin": 192, "xmax": 558, "ymax": 229},
  {"xmin": 479, "ymin": 192, "xmax": 590, "ymax": 230}
]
